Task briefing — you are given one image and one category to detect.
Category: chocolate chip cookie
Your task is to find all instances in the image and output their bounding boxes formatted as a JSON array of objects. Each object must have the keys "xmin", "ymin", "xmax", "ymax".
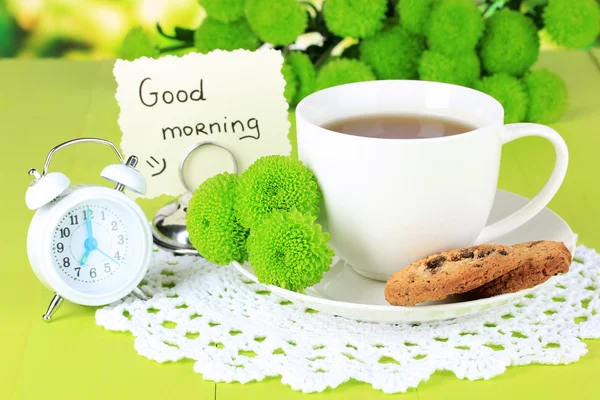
[
  {"xmin": 465, "ymin": 241, "xmax": 571, "ymax": 299},
  {"xmin": 384, "ymin": 244, "xmax": 523, "ymax": 306}
]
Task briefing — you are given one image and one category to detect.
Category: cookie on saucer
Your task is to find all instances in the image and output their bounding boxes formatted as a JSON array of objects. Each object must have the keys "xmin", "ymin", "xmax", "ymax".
[
  {"xmin": 465, "ymin": 241, "xmax": 571, "ymax": 299},
  {"xmin": 384, "ymin": 244, "xmax": 522, "ymax": 306}
]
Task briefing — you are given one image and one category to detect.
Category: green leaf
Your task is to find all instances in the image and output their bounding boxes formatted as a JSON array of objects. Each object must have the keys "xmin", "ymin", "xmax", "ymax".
[
  {"xmin": 118, "ymin": 27, "xmax": 159, "ymax": 61},
  {"xmin": 174, "ymin": 27, "xmax": 196, "ymax": 42},
  {"xmin": 156, "ymin": 23, "xmax": 177, "ymax": 39}
]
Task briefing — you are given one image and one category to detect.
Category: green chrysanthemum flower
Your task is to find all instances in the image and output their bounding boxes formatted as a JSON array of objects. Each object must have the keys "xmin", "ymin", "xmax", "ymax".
[
  {"xmin": 398, "ymin": 0, "xmax": 435, "ymax": 35},
  {"xmin": 117, "ymin": 27, "xmax": 159, "ymax": 60},
  {"xmin": 245, "ymin": 0, "xmax": 307, "ymax": 46},
  {"xmin": 418, "ymin": 50, "xmax": 481, "ymax": 87},
  {"xmin": 286, "ymin": 51, "xmax": 316, "ymax": 105},
  {"xmin": 316, "ymin": 58, "xmax": 375, "ymax": 91},
  {"xmin": 323, "ymin": 0, "xmax": 387, "ymax": 39},
  {"xmin": 186, "ymin": 173, "xmax": 249, "ymax": 265},
  {"xmin": 235, "ymin": 155, "xmax": 321, "ymax": 229},
  {"xmin": 523, "ymin": 69, "xmax": 568, "ymax": 124},
  {"xmin": 194, "ymin": 18, "xmax": 260, "ymax": 53},
  {"xmin": 544, "ymin": 0, "xmax": 600, "ymax": 49},
  {"xmin": 247, "ymin": 209, "xmax": 334, "ymax": 292},
  {"xmin": 479, "ymin": 10, "xmax": 539, "ymax": 76},
  {"xmin": 474, "ymin": 74, "xmax": 529, "ymax": 124},
  {"xmin": 198, "ymin": 0, "xmax": 245, "ymax": 22},
  {"xmin": 359, "ymin": 25, "xmax": 426, "ymax": 80},
  {"xmin": 426, "ymin": 0, "xmax": 484, "ymax": 55},
  {"xmin": 282, "ymin": 62, "xmax": 298, "ymax": 105}
]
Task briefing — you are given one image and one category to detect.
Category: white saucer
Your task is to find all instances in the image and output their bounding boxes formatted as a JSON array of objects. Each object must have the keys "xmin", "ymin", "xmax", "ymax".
[{"xmin": 233, "ymin": 190, "xmax": 575, "ymax": 323}]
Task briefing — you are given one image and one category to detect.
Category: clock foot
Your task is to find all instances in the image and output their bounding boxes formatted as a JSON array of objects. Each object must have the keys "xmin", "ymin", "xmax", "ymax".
[
  {"xmin": 42, "ymin": 294, "xmax": 63, "ymax": 322},
  {"xmin": 132, "ymin": 286, "xmax": 149, "ymax": 301}
]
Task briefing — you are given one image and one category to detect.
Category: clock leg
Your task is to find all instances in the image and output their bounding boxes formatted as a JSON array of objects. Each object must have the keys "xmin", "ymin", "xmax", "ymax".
[
  {"xmin": 42, "ymin": 294, "xmax": 63, "ymax": 322},
  {"xmin": 132, "ymin": 286, "xmax": 149, "ymax": 301}
]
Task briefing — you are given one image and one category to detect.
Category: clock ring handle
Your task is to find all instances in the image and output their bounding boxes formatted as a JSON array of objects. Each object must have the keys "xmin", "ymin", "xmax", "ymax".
[
  {"xmin": 178, "ymin": 141, "xmax": 239, "ymax": 193},
  {"xmin": 41, "ymin": 137, "xmax": 125, "ymax": 176}
]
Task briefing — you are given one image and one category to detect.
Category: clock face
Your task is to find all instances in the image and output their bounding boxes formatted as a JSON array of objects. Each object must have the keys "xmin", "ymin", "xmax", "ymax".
[{"xmin": 51, "ymin": 200, "xmax": 137, "ymax": 294}]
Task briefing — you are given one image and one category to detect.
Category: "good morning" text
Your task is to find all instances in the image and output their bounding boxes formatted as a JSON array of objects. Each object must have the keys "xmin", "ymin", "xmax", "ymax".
[
  {"xmin": 162, "ymin": 117, "xmax": 260, "ymax": 141},
  {"xmin": 138, "ymin": 77, "xmax": 206, "ymax": 107},
  {"xmin": 138, "ymin": 77, "xmax": 261, "ymax": 141}
]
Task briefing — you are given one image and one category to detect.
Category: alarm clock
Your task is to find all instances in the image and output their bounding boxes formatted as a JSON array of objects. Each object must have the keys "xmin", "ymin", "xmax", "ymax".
[{"xmin": 26, "ymin": 137, "xmax": 152, "ymax": 321}]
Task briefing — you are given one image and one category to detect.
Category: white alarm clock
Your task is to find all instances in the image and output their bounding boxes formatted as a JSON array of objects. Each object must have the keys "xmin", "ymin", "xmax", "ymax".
[{"xmin": 26, "ymin": 138, "xmax": 152, "ymax": 321}]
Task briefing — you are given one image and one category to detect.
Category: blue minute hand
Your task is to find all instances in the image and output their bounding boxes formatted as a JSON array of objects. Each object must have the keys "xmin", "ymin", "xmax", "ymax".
[
  {"xmin": 97, "ymin": 248, "xmax": 121, "ymax": 266},
  {"xmin": 80, "ymin": 207, "xmax": 95, "ymax": 266},
  {"xmin": 85, "ymin": 207, "xmax": 93, "ymax": 239}
]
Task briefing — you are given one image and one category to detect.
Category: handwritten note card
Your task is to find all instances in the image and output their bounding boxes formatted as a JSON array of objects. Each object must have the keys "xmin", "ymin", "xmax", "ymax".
[{"xmin": 114, "ymin": 49, "xmax": 291, "ymax": 198}]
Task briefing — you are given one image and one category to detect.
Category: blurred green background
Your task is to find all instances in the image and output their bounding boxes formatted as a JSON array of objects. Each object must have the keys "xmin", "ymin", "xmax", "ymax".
[
  {"xmin": 0, "ymin": 0, "xmax": 586, "ymax": 59},
  {"xmin": 0, "ymin": 0, "xmax": 205, "ymax": 58}
]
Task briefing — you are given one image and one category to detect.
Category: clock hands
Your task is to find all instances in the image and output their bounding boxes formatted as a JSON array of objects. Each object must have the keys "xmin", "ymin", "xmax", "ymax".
[
  {"xmin": 79, "ymin": 206, "xmax": 121, "ymax": 267},
  {"xmin": 85, "ymin": 207, "xmax": 93, "ymax": 238},
  {"xmin": 80, "ymin": 207, "xmax": 95, "ymax": 266},
  {"xmin": 80, "ymin": 248, "xmax": 92, "ymax": 266},
  {"xmin": 80, "ymin": 240, "xmax": 120, "ymax": 266},
  {"xmin": 96, "ymin": 248, "xmax": 121, "ymax": 266}
]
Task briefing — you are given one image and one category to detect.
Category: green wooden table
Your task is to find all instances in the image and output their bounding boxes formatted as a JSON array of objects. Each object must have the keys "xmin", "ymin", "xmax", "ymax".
[{"xmin": 1, "ymin": 50, "xmax": 599, "ymax": 399}]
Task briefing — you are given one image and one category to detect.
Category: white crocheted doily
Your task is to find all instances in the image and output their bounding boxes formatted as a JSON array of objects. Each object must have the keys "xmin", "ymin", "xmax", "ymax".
[{"xmin": 96, "ymin": 245, "xmax": 600, "ymax": 394}]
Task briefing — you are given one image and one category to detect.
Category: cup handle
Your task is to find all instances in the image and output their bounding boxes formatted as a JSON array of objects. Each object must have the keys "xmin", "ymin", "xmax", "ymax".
[{"xmin": 475, "ymin": 123, "xmax": 569, "ymax": 244}]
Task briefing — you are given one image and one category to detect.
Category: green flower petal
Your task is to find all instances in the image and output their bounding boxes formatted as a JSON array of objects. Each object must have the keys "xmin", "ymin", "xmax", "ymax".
[
  {"xmin": 475, "ymin": 74, "xmax": 529, "ymax": 124},
  {"xmin": 285, "ymin": 51, "xmax": 316, "ymax": 105},
  {"xmin": 186, "ymin": 173, "xmax": 249, "ymax": 265},
  {"xmin": 418, "ymin": 50, "xmax": 481, "ymax": 87},
  {"xmin": 523, "ymin": 69, "xmax": 568, "ymax": 124},
  {"xmin": 247, "ymin": 209, "xmax": 334, "ymax": 292},
  {"xmin": 245, "ymin": 0, "xmax": 307, "ymax": 46},
  {"xmin": 479, "ymin": 10, "xmax": 540, "ymax": 76},
  {"xmin": 544, "ymin": 0, "xmax": 600, "ymax": 49},
  {"xmin": 316, "ymin": 58, "xmax": 375, "ymax": 91},
  {"xmin": 398, "ymin": 0, "xmax": 436, "ymax": 35},
  {"xmin": 235, "ymin": 155, "xmax": 321, "ymax": 229},
  {"xmin": 118, "ymin": 27, "xmax": 159, "ymax": 61},
  {"xmin": 323, "ymin": 0, "xmax": 387, "ymax": 39},
  {"xmin": 198, "ymin": 0, "xmax": 246, "ymax": 23},
  {"xmin": 359, "ymin": 25, "xmax": 426, "ymax": 80},
  {"xmin": 426, "ymin": 0, "xmax": 483, "ymax": 55},
  {"xmin": 194, "ymin": 18, "xmax": 260, "ymax": 53}
]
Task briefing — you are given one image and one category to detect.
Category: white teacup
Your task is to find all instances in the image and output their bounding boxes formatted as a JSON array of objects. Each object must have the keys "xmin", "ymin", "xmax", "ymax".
[{"xmin": 296, "ymin": 80, "xmax": 568, "ymax": 281}]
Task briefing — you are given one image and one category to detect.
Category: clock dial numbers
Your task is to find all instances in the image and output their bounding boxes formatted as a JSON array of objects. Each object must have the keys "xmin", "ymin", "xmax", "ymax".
[{"xmin": 51, "ymin": 204, "xmax": 128, "ymax": 284}]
